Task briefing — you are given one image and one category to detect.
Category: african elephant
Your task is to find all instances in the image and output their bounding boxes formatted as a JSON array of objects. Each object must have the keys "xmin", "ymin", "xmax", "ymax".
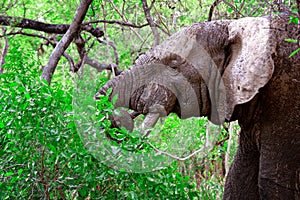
[{"xmin": 95, "ymin": 13, "xmax": 300, "ymax": 199}]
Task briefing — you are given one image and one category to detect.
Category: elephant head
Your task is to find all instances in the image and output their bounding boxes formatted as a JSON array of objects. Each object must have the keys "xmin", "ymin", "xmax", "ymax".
[{"xmin": 95, "ymin": 17, "xmax": 276, "ymax": 131}]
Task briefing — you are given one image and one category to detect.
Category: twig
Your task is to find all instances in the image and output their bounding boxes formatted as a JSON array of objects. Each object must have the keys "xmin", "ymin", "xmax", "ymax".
[
  {"xmin": 153, "ymin": 4, "xmax": 170, "ymax": 36},
  {"xmin": 208, "ymin": 0, "xmax": 221, "ymax": 21},
  {"xmin": 98, "ymin": 39, "xmax": 119, "ymax": 66},
  {"xmin": 1, "ymin": 0, "xmax": 17, "ymax": 13},
  {"xmin": 208, "ymin": 0, "xmax": 244, "ymax": 21},
  {"xmin": 215, "ymin": 135, "xmax": 229, "ymax": 146},
  {"xmin": 3, "ymin": 163, "xmax": 25, "ymax": 170},
  {"xmin": 221, "ymin": 1, "xmax": 245, "ymax": 18},
  {"xmin": 107, "ymin": 0, "xmax": 147, "ymax": 47},
  {"xmin": 147, "ymin": 141, "xmax": 207, "ymax": 161},
  {"xmin": 7, "ymin": 29, "xmax": 118, "ymax": 74},
  {"xmin": 238, "ymin": 0, "xmax": 245, "ymax": 13},
  {"xmin": 84, "ymin": 20, "xmax": 149, "ymax": 28}
]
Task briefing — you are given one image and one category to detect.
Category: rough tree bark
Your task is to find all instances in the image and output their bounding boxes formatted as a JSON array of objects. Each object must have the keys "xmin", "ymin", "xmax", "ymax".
[
  {"xmin": 40, "ymin": 0, "xmax": 92, "ymax": 84},
  {"xmin": 0, "ymin": 15, "xmax": 103, "ymax": 38}
]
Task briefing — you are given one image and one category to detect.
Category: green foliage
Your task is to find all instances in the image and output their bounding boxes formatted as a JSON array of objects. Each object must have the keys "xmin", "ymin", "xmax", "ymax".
[
  {"xmin": 286, "ymin": 15, "xmax": 300, "ymax": 58},
  {"xmin": 0, "ymin": 28, "xmax": 230, "ymax": 200}
]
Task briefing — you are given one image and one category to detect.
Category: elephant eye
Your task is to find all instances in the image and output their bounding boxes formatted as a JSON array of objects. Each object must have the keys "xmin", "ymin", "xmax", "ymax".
[{"xmin": 170, "ymin": 59, "xmax": 180, "ymax": 67}]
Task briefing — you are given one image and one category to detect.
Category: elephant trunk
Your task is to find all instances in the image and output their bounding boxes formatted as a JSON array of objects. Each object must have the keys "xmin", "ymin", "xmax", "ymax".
[
  {"xmin": 94, "ymin": 70, "xmax": 138, "ymax": 131},
  {"xmin": 94, "ymin": 73, "xmax": 121, "ymax": 100}
]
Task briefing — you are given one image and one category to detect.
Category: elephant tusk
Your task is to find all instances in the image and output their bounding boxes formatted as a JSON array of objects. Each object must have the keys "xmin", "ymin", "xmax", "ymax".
[
  {"xmin": 137, "ymin": 104, "xmax": 167, "ymax": 137},
  {"xmin": 130, "ymin": 111, "xmax": 141, "ymax": 119},
  {"xmin": 140, "ymin": 112, "xmax": 160, "ymax": 129},
  {"xmin": 138, "ymin": 112, "xmax": 160, "ymax": 138}
]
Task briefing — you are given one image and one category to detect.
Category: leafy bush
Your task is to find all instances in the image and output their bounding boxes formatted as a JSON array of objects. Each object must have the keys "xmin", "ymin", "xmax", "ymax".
[{"xmin": 1, "ymin": 33, "xmax": 226, "ymax": 200}]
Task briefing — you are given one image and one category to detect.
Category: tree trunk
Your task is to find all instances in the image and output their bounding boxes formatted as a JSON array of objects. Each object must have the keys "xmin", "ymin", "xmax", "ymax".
[{"xmin": 40, "ymin": 0, "xmax": 92, "ymax": 84}]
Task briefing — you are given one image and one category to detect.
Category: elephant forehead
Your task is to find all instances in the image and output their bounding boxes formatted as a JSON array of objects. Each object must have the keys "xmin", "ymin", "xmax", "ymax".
[{"xmin": 114, "ymin": 63, "xmax": 200, "ymax": 117}]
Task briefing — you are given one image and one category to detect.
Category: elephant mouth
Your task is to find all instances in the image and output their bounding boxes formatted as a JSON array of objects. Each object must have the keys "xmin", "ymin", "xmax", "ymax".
[{"xmin": 106, "ymin": 104, "xmax": 168, "ymax": 142}]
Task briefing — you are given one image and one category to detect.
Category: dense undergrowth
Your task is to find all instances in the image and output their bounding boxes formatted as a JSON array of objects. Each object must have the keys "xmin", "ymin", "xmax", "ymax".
[{"xmin": 0, "ymin": 35, "xmax": 237, "ymax": 200}]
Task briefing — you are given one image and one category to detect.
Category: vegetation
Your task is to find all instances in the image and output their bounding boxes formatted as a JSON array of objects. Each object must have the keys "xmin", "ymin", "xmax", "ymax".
[{"xmin": 0, "ymin": 0, "xmax": 298, "ymax": 199}]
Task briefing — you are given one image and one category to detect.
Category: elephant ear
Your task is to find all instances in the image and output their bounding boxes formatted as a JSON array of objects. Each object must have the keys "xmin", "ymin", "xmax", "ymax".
[{"xmin": 223, "ymin": 17, "xmax": 276, "ymax": 119}]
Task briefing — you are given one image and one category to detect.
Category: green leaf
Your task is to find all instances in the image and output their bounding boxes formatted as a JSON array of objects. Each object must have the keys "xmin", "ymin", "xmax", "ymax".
[
  {"xmin": 289, "ymin": 16, "xmax": 299, "ymax": 24},
  {"xmin": 17, "ymin": 169, "xmax": 23, "ymax": 176},
  {"xmin": 6, "ymin": 133, "xmax": 12, "ymax": 139},
  {"xmin": 227, "ymin": 7, "xmax": 233, "ymax": 13},
  {"xmin": 4, "ymin": 172, "xmax": 14, "ymax": 177},
  {"xmin": 25, "ymin": 93, "xmax": 31, "ymax": 100},
  {"xmin": 285, "ymin": 38, "xmax": 298, "ymax": 43},
  {"xmin": 289, "ymin": 48, "xmax": 300, "ymax": 58}
]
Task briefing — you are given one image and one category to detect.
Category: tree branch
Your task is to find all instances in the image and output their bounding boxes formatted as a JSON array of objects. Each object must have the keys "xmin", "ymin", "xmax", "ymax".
[
  {"xmin": 107, "ymin": 0, "xmax": 147, "ymax": 47},
  {"xmin": 208, "ymin": 0, "xmax": 221, "ymax": 21},
  {"xmin": 0, "ymin": 15, "xmax": 104, "ymax": 37},
  {"xmin": 142, "ymin": 0, "xmax": 160, "ymax": 46},
  {"xmin": 147, "ymin": 141, "xmax": 207, "ymax": 161},
  {"xmin": 85, "ymin": 57, "xmax": 122, "ymax": 75},
  {"xmin": 40, "ymin": 0, "xmax": 92, "ymax": 84},
  {"xmin": 84, "ymin": 20, "xmax": 149, "ymax": 28},
  {"xmin": 1, "ymin": 30, "xmax": 78, "ymax": 72},
  {"xmin": 1, "ymin": 29, "xmax": 117, "ymax": 75},
  {"xmin": 0, "ymin": 27, "xmax": 9, "ymax": 74},
  {"xmin": 208, "ymin": 0, "xmax": 244, "ymax": 21}
]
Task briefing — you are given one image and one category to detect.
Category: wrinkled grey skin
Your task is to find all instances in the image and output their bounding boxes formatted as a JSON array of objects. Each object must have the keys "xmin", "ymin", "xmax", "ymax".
[{"xmin": 95, "ymin": 14, "xmax": 300, "ymax": 199}]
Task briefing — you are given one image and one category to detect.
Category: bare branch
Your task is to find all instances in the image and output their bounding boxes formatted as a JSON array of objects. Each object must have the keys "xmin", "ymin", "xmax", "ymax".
[
  {"xmin": 0, "ymin": 15, "xmax": 104, "ymax": 37},
  {"xmin": 142, "ymin": 0, "xmax": 160, "ymax": 46},
  {"xmin": 62, "ymin": 52, "xmax": 75, "ymax": 72},
  {"xmin": 85, "ymin": 57, "xmax": 122, "ymax": 75},
  {"xmin": 147, "ymin": 141, "xmax": 207, "ymax": 161},
  {"xmin": 2, "ymin": 29, "xmax": 51, "ymax": 40},
  {"xmin": 1, "ymin": 30, "xmax": 76, "ymax": 71},
  {"xmin": 1, "ymin": 6, "xmax": 122, "ymax": 76},
  {"xmin": 221, "ymin": 1, "xmax": 245, "ymax": 18},
  {"xmin": 0, "ymin": 27, "xmax": 9, "ymax": 74},
  {"xmin": 153, "ymin": 5, "xmax": 170, "ymax": 36},
  {"xmin": 98, "ymin": 39, "xmax": 119, "ymax": 66},
  {"xmin": 208, "ymin": 0, "xmax": 245, "ymax": 21},
  {"xmin": 107, "ymin": 0, "xmax": 147, "ymax": 47},
  {"xmin": 41, "ymin": 0, "xmax": 92, "ymax": 84},
  {"xmin": 73, "ymin": 34, "xmax": 122, "ymax": 75},
  {"xmin": 84, "ymin": 20, "xmax": 149, "ymax": 28},
  {"xmin": 208, "ymin": 0, "xmax": 221, "ymax": 21}
]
